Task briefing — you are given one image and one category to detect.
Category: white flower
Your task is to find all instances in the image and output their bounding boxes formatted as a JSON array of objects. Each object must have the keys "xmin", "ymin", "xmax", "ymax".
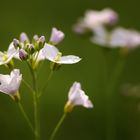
[
  {"xmin": 90, "ymin": 26, "xmax": 140, "ymax": 49},
  {"xmin": 0, "ymin": 43, "xmax": 19, "ymax": 65},
  {"xmin": 64, "ymin": 82, "xmax": 93, "ymax": 112},
  {"xmin": 84, "ymin": 8, "xmax": 117, "ymax": 29},
  {"xmin": 74, "ymin": 8, "xmax": 118, "ymax": 34},
  {"xmin": 39, "ymin": 43, "xmax": 81, "ymax": 64},
  {"xmin": 90, "ymin": 26, "xmax": 110, "ymax": 46},
  {"xmin": 49, "ymin": 27, "xmax": 65, "ymax": 45},
  {"xmin": 110, "ymin": 27, "xmax": 140, "ymax": 48},
  {"xmin": 0, "ymin": 69, "xmax": 22, "ymax": 95}
]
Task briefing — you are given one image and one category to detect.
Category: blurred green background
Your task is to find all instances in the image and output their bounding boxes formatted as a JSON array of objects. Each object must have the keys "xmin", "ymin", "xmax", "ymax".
[{"xmin": 0, "ymin": 0, "xmax": 140, "ymax": 140}]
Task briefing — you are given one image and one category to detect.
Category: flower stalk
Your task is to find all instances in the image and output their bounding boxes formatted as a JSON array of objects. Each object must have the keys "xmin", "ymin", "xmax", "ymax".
[
  {"xmin": 49, "ymin": 113, "xmax": 67, "ymax": 140},
  {"xmin": 28, "ymin": 63, "xmax": 40, "ymax": 140},
  {"xmin": 18, "ymin": 102, "xmax": 34, "ymax": 133}
]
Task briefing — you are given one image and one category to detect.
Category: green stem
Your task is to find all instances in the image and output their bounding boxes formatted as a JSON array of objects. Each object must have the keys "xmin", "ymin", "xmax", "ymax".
[
  {"xmin": 33, "ymin": 71, "xmax": 40, "ymax": 140},
  {"xmin": 22, "ymin": 79, "xmax": 34, "ymax": 94},
  {"xmin": 28, "ymin": 63, "xmax": 40, "ymax": 140},
  {"xmin": 49, "ymin": 113, "xmax": 67, "ymax": 140},
  {"xmin": 106, "ymin": 55, "xmax": 126, "ymax": 140},
  {"xmin": 18, "ymin": 102, "xmax": 34, "ymax": 133},
  {"xmin": 39, "ymin": 70, "xmax": 54, "ymax": 97}
]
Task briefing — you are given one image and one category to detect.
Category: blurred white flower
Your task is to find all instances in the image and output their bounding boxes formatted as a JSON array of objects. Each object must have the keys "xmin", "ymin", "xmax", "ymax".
[
  {"xmin": 0, "ymin": 69, "xmax": 22, "ymax": 95},
  {"xmin": 73, "ymin": 8, "xmax": 118, "ymax": 33},
  {"xmin": 49, "ymin": 27, "xmax": 65, "ymax": 45},
  {"xmin": 83, "ymin": 8, "xmax": 118, "ymax": 28},
  {"xmin": 110, "ymin": 27, "xmax": 140, "ymax": 48},
  {"xmin": 90, "ymin": 26, "xmax": 140, "ymax": 49},
  {"xmin": 0, "ymin": 43, "xmax": 19, "ymax": 65},
  {"xmin": 39, "ymin": 43, "xmax": 81, "ymax": 64},
  {"xmin": 64, "ymin": 82, "xmax": 93, "ymax": 112},
  {"xmin": 90, "ymin": 26, "xmax": 110, "ymax": 46}
]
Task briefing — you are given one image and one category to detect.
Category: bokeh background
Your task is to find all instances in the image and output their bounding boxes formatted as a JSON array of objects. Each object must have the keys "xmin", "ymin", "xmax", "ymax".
[{"xmin": 0, "ymin": 0, "xmax": 140, "ymax": 140}]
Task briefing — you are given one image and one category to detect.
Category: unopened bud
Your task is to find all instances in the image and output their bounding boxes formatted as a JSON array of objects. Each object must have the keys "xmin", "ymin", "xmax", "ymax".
[
  {"xmin": 38, "ymin": 36, "xmax": 45, "ymax": 49},
  {"xmin": 28, "ymin": 44, "xmax": 35, "ymax": 54},
  {"xmin": 49, "ymin": 27, "xmax": 65, "ymax": 45},
  {"xmin": 13, "ymin": 39, "xmax": 20, "ymax": 48},
  {"xmin": 19, "ymin": 49, "xmax": 28, "ymax": 60},
  {"xmin": 20, "ymin": 32, "xmax": 29, "ymax": 43},
  {"xmin": 33, "ymin": 35, "xmax": 39, "ymax": 42}
]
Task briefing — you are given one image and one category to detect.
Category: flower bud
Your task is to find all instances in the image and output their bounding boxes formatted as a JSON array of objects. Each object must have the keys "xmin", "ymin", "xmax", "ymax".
[
  {"xmin": 38, "ymin": 36, "xmax": 45, "ymax": 47},
  {"xmin": 13, "ymin": 39, "xmax": 20, "ymax": 48},
  {"xmin": 49, "ymin": 27, "xmax": 65, "ymax": 45},
  {"xmin": 28, "ymin": 44, "xmax": 35, "ymax": 54},
  {"xmin": 33, "ymin": 35, "xmax": 39, "ymax": 42},
  {"xmin": 20, "ymin": 32, "xmax": 29, "ymax": 43},
  {"xmin": 19, "ymin": 49, "xmax": 28, "ymax": 60}
]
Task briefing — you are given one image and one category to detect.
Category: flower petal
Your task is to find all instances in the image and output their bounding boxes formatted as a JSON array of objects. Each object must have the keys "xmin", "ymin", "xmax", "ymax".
[
  {"xmin": 0, "ymin": 69, "xmax": 22, "ymax": 95},
  {"xmin": 58, "ymin": 55, "xmax": 81, "ymax": 64},
  {"xmin": 42, "ymin": 43, "xmax": 59, "ymax": 62},
  {"xmin": 68, "ymin": 82, "xmax": 93, "ymax": 108},
  {"xmin": 8, "ymin": 42, "xmax": 20, "ymax": 59}
]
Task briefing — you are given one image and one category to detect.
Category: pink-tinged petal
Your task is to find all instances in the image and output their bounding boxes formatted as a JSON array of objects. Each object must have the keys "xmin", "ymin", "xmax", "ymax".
[
  {"xmin": 68, "ymin": 82, "xmax": 93, "ymax": 108},
  {"xmin": 0, "ymin": 69, "xmax": 22, "ymax": 95},
  {"xmin": 49, "ymin": 27, "xmax": 65, "ymax": 45}
]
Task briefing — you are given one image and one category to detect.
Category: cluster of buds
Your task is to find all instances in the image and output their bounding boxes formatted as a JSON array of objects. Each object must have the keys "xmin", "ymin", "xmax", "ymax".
[
  {"xmin": 0, "ymin": 27, "xmax": 83, "ymax": 103},
  {"xmin": 0, "ymin": 27, "xmax": 81, "ymax": 70}
]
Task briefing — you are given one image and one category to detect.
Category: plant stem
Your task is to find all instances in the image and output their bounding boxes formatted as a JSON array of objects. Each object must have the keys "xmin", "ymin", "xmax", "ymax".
[
  {"xmin": 18, "ymin": 102, "xmax": 34, "ymax": 133},
  {"xmin": 28, "ymin": 63, "xmax": 40, "ymax": 140},
  {"xmin": 106, "ymin": 55, "xmax": 126, "ymax": 140},
  {"xmin": 49, "ymin": 113, "xmax": 67, "ymax": 140},
  {"xmin": 39, "ymin": 70, "xmax": 53, "ymax": 97},
  {"xmin": 32, "ymin": 70, "xmax": 40, "ymax": 140},
  {"xmin": 22, "ymin": 79, "xmax": 34, "ymax": 94}
]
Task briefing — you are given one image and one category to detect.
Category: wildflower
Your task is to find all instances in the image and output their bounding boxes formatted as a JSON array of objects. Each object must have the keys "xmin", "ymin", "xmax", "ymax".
[
  {"xmin": 40, "ymin": 43, "xmax": 81, "ymax": 64},
  {"xmin": 0, "ymin": 42, "xmax": 19, "ymax": 65},
  {"xmin": 0, "ymin": 69, "xmax": 22, "ymax": 96},
  {"xmin": 49, "ymin": 27, "xmax": 65, "ymax": 45},
  {"xmin": 73, "ymin": 8, "xmax": 118, "ymax": 34},
  {"xmin": 90, "ymin": 25, "xmax": 109, "ymax": 46},
  {"xmin": 64, "ymin": 82, "xmax": 93, "ymax": 112},
  {"xmin": 110, "ymin": 27, "xmax": 140, "ymax": 48}
]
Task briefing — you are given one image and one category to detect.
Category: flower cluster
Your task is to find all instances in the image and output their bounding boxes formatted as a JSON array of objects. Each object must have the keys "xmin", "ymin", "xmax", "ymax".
[
  {"xmin": 0, "ymin": 27, "xmax": 93, "ymax": 140},
  {"xmin": 73, "ymin": 8, "xmax": 118, "ymax": 34},
  {"xmin": 73, "ymin": 8, "xmax": 140, "ymax": 50},
  {"xmin": 0, "ymin": 27, "xmax": 93, "ymax": 112}
]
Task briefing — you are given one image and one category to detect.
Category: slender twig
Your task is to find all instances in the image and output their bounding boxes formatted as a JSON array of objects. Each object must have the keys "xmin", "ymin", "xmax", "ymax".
[{"xmin": 49, "ymin": 113, "xmax": 67, "ymax": 140}]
